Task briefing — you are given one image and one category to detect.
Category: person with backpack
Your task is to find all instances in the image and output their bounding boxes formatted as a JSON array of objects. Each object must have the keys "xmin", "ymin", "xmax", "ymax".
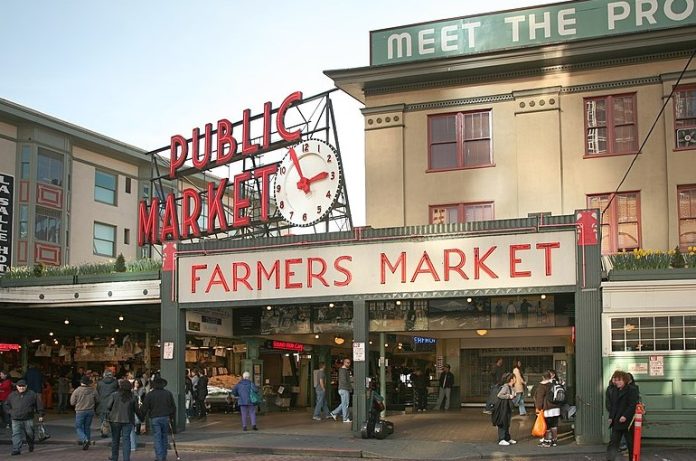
[
  {"xmin": 491, "ymin": 372, "xmax": 517, "ymax": 446},
  {"xmin": 534, "ymin": 369, "xmax": 563, "ymax": 447},
  {"xmin": 105, "ymin": 380, "xmax": 138, "ymax": 461}
]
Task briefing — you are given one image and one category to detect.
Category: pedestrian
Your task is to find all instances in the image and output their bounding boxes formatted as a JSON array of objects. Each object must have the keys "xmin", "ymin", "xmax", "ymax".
[
  {"xmin": 329, "ymin": 358, "xmax": 353, "ymax": 423},
  {"xmin": 312, "ymin": 362, "xmax": 330, "ymax": 420},
  {"xmin": 606, "ymin": 370, "xmax": 639, "ymax": 461},
  {"xmin": 434, "ymin": 364, "xmax": 454, "ymax": 411},
  {"xmin": 106, "ymin": 380, "xmax": 138, "ymax": 461},
  {"xmin": 512, "ymin": 360, "xmax": 527, "ymax": 416},
  {"xmin": 0, "ymin": 370, "xmax": 12, "ymax": 428},
  {"xmin": 195, "ymin": 369, "xmax": 208, "ymax": 419},
  {"xmin": 231, "ymin": 371, "xmax": 259, "ymax": 431},
  {"xmin": 484, "ymin": 357, "xmax": 505, "ymax": 414},
  {"xmin": 24, "ymin": 364, "xmax": 44, "ymax": 396},
  {"xmin": 534, "ymin": 369, "xmax": 561, "ymax": 447},
  {"xmin": 130, "ymin": 378, "xmax": 145, "ymax": 452},
  {"xmin": 96, "ymin": 370, "xmax": 118, "ymax": 437},
  {"xmin": 184, "ymin": 371, "xmax": 193, "ymax": 423},
  {"xmin": 491, "ymin": 372, "xmax": 517, "ymax": 446},
  {"xmin": 411, "ymin": 368, "xmax": 428, "ymax": 411},
  {"xmin": 56, "ymin": 373, "xmax": 71, "ymax": 413},
  {"xmin": 70, "ymin": 375, "xmax": 98, "ymax": 450},
  {"xmin": 3, "ymin": 379, "xmax": 45, "ymax": 456},
  {"xmin": 139, "ymin": 377, "xmax": 176, "ymax": 461}
]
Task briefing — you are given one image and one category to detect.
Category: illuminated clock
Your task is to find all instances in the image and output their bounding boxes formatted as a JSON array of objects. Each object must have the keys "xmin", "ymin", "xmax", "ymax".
[{"xmin": 274, "ymin": 139, "xmax": 342, "ymax": 226}]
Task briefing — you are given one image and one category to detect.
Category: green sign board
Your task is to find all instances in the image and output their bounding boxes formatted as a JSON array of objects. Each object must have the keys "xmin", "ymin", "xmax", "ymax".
[{"xmin": 370, "ymin": 0, "xmax": 696, "ymax": 66}]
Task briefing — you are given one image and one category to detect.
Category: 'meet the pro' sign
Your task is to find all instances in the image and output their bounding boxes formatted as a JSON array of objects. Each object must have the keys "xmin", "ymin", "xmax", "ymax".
[
  {"xmin": 0, "ymin": 173, "xmax": 13, "ymax": 274},
  {"xmin": 370, "ymin": 0, "xmax": 696, "ymax": 65},
  {"xmin": 178, "ymin": 231, "xmax": 576, "ymax": 304}
]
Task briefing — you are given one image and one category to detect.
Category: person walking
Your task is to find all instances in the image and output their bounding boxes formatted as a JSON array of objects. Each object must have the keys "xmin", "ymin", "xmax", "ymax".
[
  {"xmin": 231, "ymin": 371, "xmax": 259, "ymax": 431},
  {"xmin": 195, "ymin": 369, "xmax": 208, "ymax": 419},
  {"xmin": 139, "ymin": 377, "xmax": 176, "ymax": 461},
  {"xmin": 96, "ymin": 370, "xmax": 118, "ymax": 437},
  {"xmin": 512, "ymin": 360, "xmax": 527, "ymax": 416},
  {"xmin": 70, "ymin": 375, "xmax": 98, "ymax": 450},
  {"xmin": 329, "ymin": 358, "xmax": 353, "ymax": 423},
  {"xmin": 24, "ymin": 364, "xmax": 44, "ymax": 396},
  {"xmin": 0, "ymin": 370, "xmax": 13, "ymax": 428},
  {"xmin": 491, "ymin": 373, "xmax": 517, "ymax": 446},
  {"xmin": 106, "ymin": 380, "xmax": 138, "ymax": 461},
  {"xmin": 312, "ymin": 362, "xmax": 330, "ymax": 420},
  {"xmin": 130, "ymin": 378, "xmax": 145, "ymax": 452},
  {"xmin": 56, "ymin": 373, "xmax": 71, "ymax": 414},
  {"xmin": 435, "ymin": 364, "xmax": 454, "ymax": 411},
  {"xmin": 412, "ymin": 368, "xmax": 428, "ymax": 411},
  {"xmin": 534, "ymin": 370, "xmax": 562, "ymax": 447},
  {"xmin": 3, "ymin": 379, "xmax": 45, "ymax": 456},
  {"xmin": 606, "ymin": 370, "xmax": 639, "ymax": 461}
]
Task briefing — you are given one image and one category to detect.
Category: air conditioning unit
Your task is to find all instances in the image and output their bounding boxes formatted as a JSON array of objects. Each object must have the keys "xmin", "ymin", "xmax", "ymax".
[{"xmin": 676, "ymin": 128, "xmax": 696, "ymax": 149}]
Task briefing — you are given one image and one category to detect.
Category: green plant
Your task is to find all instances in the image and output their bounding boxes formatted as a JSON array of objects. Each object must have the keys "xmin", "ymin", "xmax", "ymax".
[
  {"xmin": 670, "ymin": 246, "xmax": 685, "ymax": 268},
  {"xmin": 114, "ymin": 253, "xmax": 127, "ymax": 272},
  {"xmin": 32, "ymin": 262, "xmax": 44, "ymax": 277},
  {"xmin": 609, "ymin": 249, "xmax": 671, "ymax": 270},
  {"xmin": 127, "ymin": 258, "xmax": 162, "ymax": 273}
]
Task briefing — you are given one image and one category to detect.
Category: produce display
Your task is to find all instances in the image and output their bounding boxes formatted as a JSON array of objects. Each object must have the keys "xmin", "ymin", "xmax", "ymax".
[{"xmin": 207, "ymin": 374, "xmax": 241, "ymax": 391}]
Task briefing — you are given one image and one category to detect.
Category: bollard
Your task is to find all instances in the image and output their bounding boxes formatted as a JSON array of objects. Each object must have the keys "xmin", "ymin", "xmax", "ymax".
[{"xmin": 632, "ymin": 402, "xmax": 645, "ymax": 461}]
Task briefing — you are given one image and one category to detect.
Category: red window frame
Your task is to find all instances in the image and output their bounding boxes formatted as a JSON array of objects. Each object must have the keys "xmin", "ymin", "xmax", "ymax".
[
  {"xmin": 678, "ymin": 185, "xmax": 696, "ymax": 251},
  {"xmin": 587, "ymin": 192, "xmax": 641, "ymax": 255},
  {"xmin": 429, "ymin": 202, "xmax": 494, "ymax": 225},
  {"xmin": 584, "ymin": 93, "xmax": 638, "ymax": 157},
  {"xmin": 428, "ymin": 110, "xmax": 492, "ymax": 171},
  {"xmin": 674, "ymin": 84, "xmax": 696, "ymax": 151}
]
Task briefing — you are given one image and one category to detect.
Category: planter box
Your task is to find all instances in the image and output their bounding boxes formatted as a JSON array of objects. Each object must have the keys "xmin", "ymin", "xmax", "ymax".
[
  {"xmin": 76, "ymin": 271, "xmax": 160, "ymax": 284},
  {"xmin": 0, "ymin": 275, "xmax": 77, "ymax": 288},
  {"xmin": 608, "ymin": 268, "xmax": 696, "ymax": 281}
]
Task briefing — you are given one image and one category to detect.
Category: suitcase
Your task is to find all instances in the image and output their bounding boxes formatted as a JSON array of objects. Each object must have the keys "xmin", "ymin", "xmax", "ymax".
[{"xmin": 373, "ymin": 419, "xmax": 394, "ymax": 439}]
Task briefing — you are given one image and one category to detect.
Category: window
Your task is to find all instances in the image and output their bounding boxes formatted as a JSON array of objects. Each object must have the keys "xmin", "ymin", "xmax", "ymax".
[
  {"xmin": 585, "ymin": 94, "xmax": 638, "ymax": 155},
  {"xmin": 124, "ymin": 228, "xmax": 130, "ymax": 245},
  {"xmin": 428, "ymin": 110, "xmax": 492, "ymax": 170},
  {"xmin": 587, "ymin": 192, "xmax": 640, "ymax": 254},
  {"xmin": 125, "ymin": 177, "xmax": 132, "ymax": 194},
  {"xmin": 35, "ymin": 207, "xmax": 61, "ymax": 243},
  {"xmin": 674, "ymin": 85, "xmax": 696, "ymax": 149},
  {"xmin": 95, "ymin": 170, "xmax": 117, "ymax": 205},
  {"xmin": 678, "ymin": 185, "xmax": 696, "ymax": 251},
  {"xmin": 20, "ymin": 145, "xmax": 31, "ymax": 179},
  {"xmin": 19, "ymin": 205, "xmax": 29, "ymax": 238},
  {"xmin": 37, "ymin": 147, "xmax": 64, "ymax": 186},
  {"xmin": 611, "ymin": 315, "xmax": 696, "ymax": 352},
  {"xmin": 93, "ymin": 222, "xmax": 116, "ymax": 257},
  {"xmin": 430, "ymin": 202, "xmax": 494, "ymax": 224}
]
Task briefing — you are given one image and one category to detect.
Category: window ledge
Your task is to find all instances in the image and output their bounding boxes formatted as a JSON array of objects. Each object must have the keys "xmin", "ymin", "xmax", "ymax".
[
  {"xmin": 583, "ymin": 152, "xmax": 639, "ymax": 159},
  {"xmin": 426, "ymin": 163, "xmax": 496, "ymax": 173}
]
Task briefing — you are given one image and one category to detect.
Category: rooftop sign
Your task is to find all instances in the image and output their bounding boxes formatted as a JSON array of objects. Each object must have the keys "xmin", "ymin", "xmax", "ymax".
[{"xmin": 370, "ymin": 0, "xmax": 696, "ymax": 66}]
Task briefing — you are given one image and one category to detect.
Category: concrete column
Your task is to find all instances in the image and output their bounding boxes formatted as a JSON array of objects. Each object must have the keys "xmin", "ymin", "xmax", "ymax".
[
  {"xmin": 352, "ymin": 299, "xmax": 368, "ymax": 433},
  {"xmin": 159, "ymin": 272, "xmax": 187, "ymax": 431}
]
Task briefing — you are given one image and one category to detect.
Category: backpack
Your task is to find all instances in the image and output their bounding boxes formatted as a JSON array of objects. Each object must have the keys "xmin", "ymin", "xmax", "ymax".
[{"xmin": 550, "ymin": 381, "xmax": 566, "ymax": 404}]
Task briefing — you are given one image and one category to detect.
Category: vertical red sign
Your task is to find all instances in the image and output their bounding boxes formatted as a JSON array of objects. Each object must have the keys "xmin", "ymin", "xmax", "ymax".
[
  {"xmin": 576, "ymin": 210, "xmax": 599, "ymax": 246},
  {"xmin": 162, "ymin": 242, "xmax": 177, "ymax": 272}
]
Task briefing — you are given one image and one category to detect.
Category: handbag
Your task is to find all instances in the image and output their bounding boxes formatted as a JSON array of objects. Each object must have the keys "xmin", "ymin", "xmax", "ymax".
[
  {"xmin": 531, "ymin": 410, "xmax": 547, "ymax": 438},
  {"xmin": 36, "ymin": 423, "xmax": 50, "ymax": 442},
  {"xmin": 250, "ymin": 387, "xmax": 262, "ymax": 405},
  {"xmin": 100, "ymin": 419, "xmax": 110, "ymax": 437}
]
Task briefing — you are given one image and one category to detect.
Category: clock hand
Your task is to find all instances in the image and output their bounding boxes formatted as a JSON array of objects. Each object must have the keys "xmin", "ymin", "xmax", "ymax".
[
  {"xmin": 297, "ymin": 172, "xmax": 329, "ymax": 194},
  {"xmin": 306, "ymin": 171, "xmax": 328, "ymax": 184},
  {"xmin": 289, "ymin": 147, "xmax": 307, "ymax": 180}
]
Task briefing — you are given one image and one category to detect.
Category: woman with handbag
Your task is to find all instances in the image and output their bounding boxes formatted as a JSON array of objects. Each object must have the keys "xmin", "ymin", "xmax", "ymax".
[{"xmin": 231, "ymin": 371, "xmax": 259, "ymax": 431}]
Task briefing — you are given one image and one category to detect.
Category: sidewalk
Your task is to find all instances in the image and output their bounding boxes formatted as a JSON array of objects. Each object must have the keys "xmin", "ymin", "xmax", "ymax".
[{"xmin": 1, "ymin": 408, "xmax": 693, "ymax": 460}]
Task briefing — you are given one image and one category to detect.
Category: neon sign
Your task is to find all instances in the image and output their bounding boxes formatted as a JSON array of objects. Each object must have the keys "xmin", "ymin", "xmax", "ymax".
[{"xmin": 266, "ymin": 340, "xmax": 304, "ymax": 352}]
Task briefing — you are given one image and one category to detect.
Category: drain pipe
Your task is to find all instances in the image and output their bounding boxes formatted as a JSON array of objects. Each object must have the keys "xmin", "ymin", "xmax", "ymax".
[{"xmin": 380, "ymin": 332, "xmax": 386, "ymax": 418}]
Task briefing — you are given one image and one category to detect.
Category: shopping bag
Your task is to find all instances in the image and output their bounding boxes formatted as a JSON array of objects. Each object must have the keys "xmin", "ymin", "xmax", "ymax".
[
  {"xmin": 36, "ymin": 423, "xmax": 50, "ymax": 442},
  {"xmin": 531, "ymin": 411, "xmax": 547, "ymax": 438},
  {"xmin": 100, "ymin": 419, "xmax": 110, "ymax": 437},
  {"xmin": 250, "ymin": 388, "xmax": 262, "ymax": 405}
]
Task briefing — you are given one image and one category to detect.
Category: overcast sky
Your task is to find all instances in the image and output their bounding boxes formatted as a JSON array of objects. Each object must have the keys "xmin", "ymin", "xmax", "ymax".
[{"xmin": 1, "ymin": 0, "xmax": 560, "ymax": 225}]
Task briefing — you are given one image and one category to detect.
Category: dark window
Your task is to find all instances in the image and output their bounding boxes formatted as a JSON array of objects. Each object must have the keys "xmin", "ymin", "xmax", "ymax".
[
  {"xmin": 37, "ymin": 147, "xmax": 64, "ymax": 186},
  {"xmin": 428, "ymin": 110, "xmax": 492, "ymax": 170}
]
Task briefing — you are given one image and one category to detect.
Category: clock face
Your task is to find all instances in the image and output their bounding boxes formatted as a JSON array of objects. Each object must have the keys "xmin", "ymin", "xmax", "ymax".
[{"xmin": 274, "ymin": 139, "xmax": 342, "ymax": 226}]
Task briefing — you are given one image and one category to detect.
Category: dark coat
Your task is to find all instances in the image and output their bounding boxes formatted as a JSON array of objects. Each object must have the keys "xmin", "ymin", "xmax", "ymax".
[
  {"xmin": 607, "ymin": 384, "xmax": 639, "ymax": 430},
  {"xmin": 491, "ymin": 385, "xmax": 513, "ymax": 427},
  {"xmin": 231, "ymin": 379, "xmax": 258, "ymax": 406},
  {"xmin": 96, "ymin": 377, "xmax": 119, "ymax": 414}
]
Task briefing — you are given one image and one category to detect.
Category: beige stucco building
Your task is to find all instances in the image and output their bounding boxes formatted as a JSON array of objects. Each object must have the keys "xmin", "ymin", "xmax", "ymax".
[{"xmin": 327, "ymin": 3, "xmax": 696, "ymax": 256}]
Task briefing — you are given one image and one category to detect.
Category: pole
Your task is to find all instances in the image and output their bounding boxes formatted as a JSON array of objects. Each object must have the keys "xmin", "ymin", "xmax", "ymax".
[
  {"xmin": 379, "ymin": 332, "xmax": 386, "ymax": 418},
  {"xmin": 632, "ymin": 402, "xmax": 645, "ymax": 461}
]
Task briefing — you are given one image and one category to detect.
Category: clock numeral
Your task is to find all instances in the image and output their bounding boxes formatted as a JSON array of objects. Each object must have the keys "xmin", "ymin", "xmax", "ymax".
[
  {"xmin": 330, "ymin": 171, "xmax": 335, "ymax": 180},
  {"xmin": 325, "ymin": 191, "xmax": 332, "ymax": 199},
  {"xmin": 289, "ymin": 211, "xmax": 294, "ymax": 219},
  {"xmin": 280, "ymin": 166, "xmax": 286, "ymax": 175},
  {"xmin": 276, "ymin": 184, "xmax": 281, "ymax": 193},
  {"xmin": 326, "ymin": 154, "xmax": 332, "ymax": 163},
  {"xmin": 279, "ymin": 201, "xmax": 285, "ymax": 209},
  {"xmin": 303, "ymin": 143, "xmax": 309, "ymax": 153},
  {"xmin": 302, "ymin": 213, "xmax": 308, "ymax": 222},
  {"xmin": 316, "ymin": 205, "xmax": 322, "ymax": 215}
]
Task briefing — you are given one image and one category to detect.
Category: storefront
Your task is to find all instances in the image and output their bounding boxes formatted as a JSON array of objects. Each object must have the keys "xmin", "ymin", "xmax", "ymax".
[{"xmin": 160, "ymin": 213, "xmax": 605, "ymax": 443}]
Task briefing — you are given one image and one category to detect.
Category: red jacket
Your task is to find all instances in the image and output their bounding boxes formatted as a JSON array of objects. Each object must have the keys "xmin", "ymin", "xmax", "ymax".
[{"xmin": 0, "ymin": 378, "xmax": 12, "ymax": 402}]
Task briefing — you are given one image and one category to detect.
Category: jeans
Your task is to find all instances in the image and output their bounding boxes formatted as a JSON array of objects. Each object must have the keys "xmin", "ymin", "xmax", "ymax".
[
  {"xmin": 11, "ymin": 419, "xmax": 35, "ymax": 453},
  {"xmin": 313, "ymin": 387, "xmax": 329, "ymax": 418},
  {"xmin": 331, "ymin": 389, "xmax": 351, "ymax": 421},
  {"xmin": 513, "ymin": 392, "xmax": 527, "ymax": 415},
  {"xmin": 75, "ymin": 410, "xmax": 94, "ymax": 443},
  {"xmin": 130, "ymin": 423, "xmax": 138, "ymax": 450},
  {"xmin": 240, "ymin": 404, "xmax": 257, "ymax": 428},
  {"xmin": 150, "ymin": 416, "xmax": 170, "ymax": 461},
  {"xmin": 110, "ymin": 422, "xmax": 133, "ymax": 461},
  {"xmin": 608, "ymin": 427, "xmax": 634, "ymax": 461},
  {"xmin": 57, "ymin": 393, "xmax": 69, "ymax": 412},
  {"xmin": 435, "ymin": 387, "xmax": 451, "ymax": 410},
  {"xmin": 497, "ymin": 423, "xmax": 511, "ymax": 442}
]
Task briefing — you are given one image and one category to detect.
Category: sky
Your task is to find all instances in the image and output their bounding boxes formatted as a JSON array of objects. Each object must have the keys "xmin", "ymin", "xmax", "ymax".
[{"xmin": 1, "ymin": 0, "xmax": 560, "ymax": 226}]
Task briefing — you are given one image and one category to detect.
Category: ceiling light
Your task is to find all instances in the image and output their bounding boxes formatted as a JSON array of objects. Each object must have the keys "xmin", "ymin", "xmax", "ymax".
[
  {"xmin": 49, "ymin": 332, "xmax": 54, "ymax": 336},
  {"xmin": 64, "ymin": 319, "xmax": 70, "ymax": 325},
  {"xmin": 266, "ymin": 305, "xmax": 272, "ymax": 310},
  {"xmin": 384, "ymin": 344, "xmax": 389, "ymax": 348},
  {"xmin": 118, "ymin": 315, "xmax": 124, "ymax": 321},
  {"xmin": 395, "ymin": 300, "xmax": 402, "ymax": 306},
  {"xmin": 541, "ymin": 294, "xmax": 547, "ymax": 300},
  {"xmin": 369, "ymin": 340, "xmax": 373, "ymax": 345},
  {"xmin": 476, "ymin": 329, "xmax": 488, "ymax": 336},
  {"xmin": 115, "ymin": 328, "xmax": 120, "ymax": 333},
  {"xmin": 111, "ymin": 337, "xmax": 115, "ymax": 341},
  {"xmin": 329, "ymin": 303, "xmax": 335, "ymax": 308},
  {"xmin": 467, "ymin": 297, "xmax": 473, "ymax": 303},
  {"xmin": 334, "ymin": 336, "xmax": 345, "ymax": 345},
  {"xmin": 314, "ymin": 334, "xmax": 319, "ymax": 339},
  {"xmin": 31, "ymin": 339, "xmax": 40, "ymax": 344}
]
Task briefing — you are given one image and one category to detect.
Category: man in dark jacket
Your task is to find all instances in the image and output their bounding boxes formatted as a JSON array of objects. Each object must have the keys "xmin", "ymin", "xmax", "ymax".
[
  {"xmin": 96, "ymin": 370, "xmax": 119, "ymax": 437},
  {"xmin": 606, "ymin": 370, "xmax": 639, "ymax": 461},
  {"xmin": 435, "ymin": 364, "xmax": 454, "ymax": 410},
  {"xmin": 3, "ymin": 379, "xmax": 44, "ymax": 455},
  {"xmin": 195, "ymin": 370, "xmax": 208, "ymax": 419},
  {"xmin": 140, "ymin": 378, "xmax": 176, "ymax": 461}
]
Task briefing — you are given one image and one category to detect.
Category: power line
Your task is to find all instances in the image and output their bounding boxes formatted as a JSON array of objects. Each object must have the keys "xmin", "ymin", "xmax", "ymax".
[{"xmin": 602, "ymin": 47, "xmax": 696, "ymax": 217}]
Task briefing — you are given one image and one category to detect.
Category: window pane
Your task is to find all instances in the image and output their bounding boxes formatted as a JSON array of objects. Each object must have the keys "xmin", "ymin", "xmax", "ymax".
[
  {"xmin": 613, "ymin": 125, "xmax": 637, "ymax": 153},
  {"xmin": 430, "ymin": 116, "xmax": 456, "ymax": 143},
  {"xmin": 464, "ymin": 204, "xmax": 493, "ymax": 222},
  {"xmin": 671, "ymin": 339, "xmax": 685, "ymax": 350},
  {"xmin": 95, "ymin": 187, "xmax": 115, "ymax": 204},
  {"xmin": 675, "ymin": 88, "xmax": 696, "ymax": 120},
  {"xmin": 587, "ymin": 128, "xmax": 607, "ymax": 154},
  {"xmin": 586, "ymin": 99, "xmax": 607, "ymax": 127},
  {"xmin": 611, "ymin": 318, "xmax": 624, "ymax": 329},
  {"xmin": 430, "ymin": 143, "xmax": 458, "ymax": 169},
  {"xmin": 94, "ymin": 223, "xmax": 115, "ymax": 240},
  {"xmin": 37, "ymin": 148, "xmax": 64, "ymax": 186},
  {"xmin": 94, "ymin": 240, "xmax": 114, "ymax": 256},
  {"xmin": 463, "ymin": 112, "xmax": 490, "ymax": 139},
  {"xmin": 613, "ymin": 96, "xmax": 635, "ymax": 124},
  {"xmin": 617, "ymin": 222, "xmax": 639, "ymax": 249},
  {"xmin": 464, "ymin": 140, "xmax": 491, "ymax": 166}
]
